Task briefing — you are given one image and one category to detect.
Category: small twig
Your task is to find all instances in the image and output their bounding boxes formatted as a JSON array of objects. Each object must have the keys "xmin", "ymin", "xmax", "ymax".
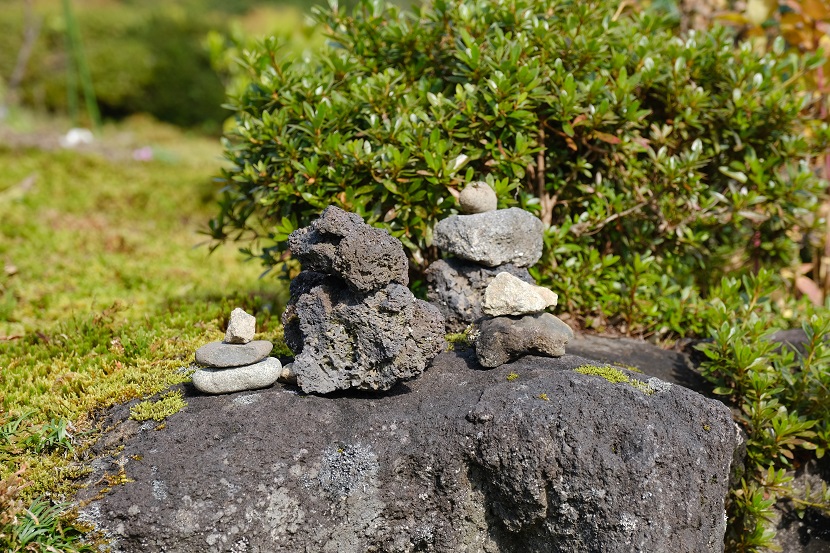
[{"xmin": 581, "ymin": 202, "xmax": 647, "ymax": 236}]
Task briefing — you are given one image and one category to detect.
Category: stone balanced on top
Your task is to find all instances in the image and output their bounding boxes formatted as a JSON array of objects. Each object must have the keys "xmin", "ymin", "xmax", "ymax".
[
  {"xmin": 427, "ymin": 180, "xmax": 574, "ymax": 367},
  {"xmin": 426, "ymin": 182, "xmax": 542, "ymax": 332},
  {"xmin": 192, "ymin": 308, "xmax": 282, "ymax": 394},
  {"xmin": 282, "ymin": 206, "xmax": 446, "ymax": 394}
]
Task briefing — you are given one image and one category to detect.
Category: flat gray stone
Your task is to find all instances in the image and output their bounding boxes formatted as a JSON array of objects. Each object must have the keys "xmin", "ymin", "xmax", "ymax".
[
  {"xmin": 459, "ymin": 181, "xmax": 497, "ymax": 214},
  {"xmin": 194, "ymin": 340, "xmax": 273, "ymax": 368},
  {"xmin": 476, "ymin": 313, "xmax": 574, "ymax": 368},
  {"xmin": 224, "ymin": 308, "xmax": 256, "ymax": 344},
  {"xmin": 192, "ymin": 357, "xmax": 282, "ymax": 394},
  {"xmin": 433, "ymin": 208, "xmax": 544, "ymax": 267},
  {"xmin": 482, "ymin": 271, "xmax": 558, "ymax": 316}
]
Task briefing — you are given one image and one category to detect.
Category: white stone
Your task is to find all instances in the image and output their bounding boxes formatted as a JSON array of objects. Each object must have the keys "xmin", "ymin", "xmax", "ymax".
[
  {"xmin": 225, "ymin": 308, "xmax": 256, "ymax": 344},
  {"xmin": 458, "ymin": 181, "xmax": 497, "ymax": 214},
  {"xmin": 192, "ymin": 357, "xmax": 282, "ymax": 395},
  {"xmin": 482, "ymin": 272, "xmax": 558, "ymax": 316}
]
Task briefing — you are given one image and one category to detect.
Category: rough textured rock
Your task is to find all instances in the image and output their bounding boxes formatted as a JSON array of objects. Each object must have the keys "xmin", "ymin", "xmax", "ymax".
[
  {"xmin": 288, "ymin": 205, "xmax": 409, "ymax": 294},
  {"xmin": 433, "ymin": 208, "xmax": 544, "ymax": 267},
  {"xmin": 284, "ymin": 282, "xmax": 446, "ymax": 394},
  {"xmin": 224, "ymin": 308, "xmax": 256, "ymax": 344},
  {"xmin": 482, "ymin": 272, "xmax": 558, "ymax": 316},
  {"xmin": 191, "ymin": 357, "xmax": 282, "ymax": 394},
  {"xmin": 194, "ymin": 340, "xmax": 273, "ymax": 368},
  {"xmin": 459, "ymin": 181, "xmax": 497, "ymax": 214},
  {"xmin": 476, "ymin": 313, "xmax": 574, "ymax": 368},
  {"xmin": 425, "ymin": 258, "xmax": 534, "ymax": 332},
  {"xmin": 77, "ymin": 351, "xmax": 736, "ymax": 553}
]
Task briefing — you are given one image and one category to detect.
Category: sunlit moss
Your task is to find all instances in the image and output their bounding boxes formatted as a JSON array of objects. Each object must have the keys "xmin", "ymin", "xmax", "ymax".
[
  {"xmin": 574, "ymin": 364, "xmax": 655, "ymax": 395},
  {"xmin": 130, "ymin": 390, "xmax": 188, "ymax": 422}
]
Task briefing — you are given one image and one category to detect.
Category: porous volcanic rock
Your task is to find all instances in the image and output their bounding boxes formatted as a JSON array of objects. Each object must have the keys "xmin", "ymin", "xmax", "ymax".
[
  {"xmin": 284, "ymin": 281, "xmax": 445, "ymax": 394},
  {"xmin": 76, "ymin": 351, "xmax": 737, "ymax": 553},
  {"xmin": 476, "ymin": 313, "xmax": 574, "ymax": 368},
  {"xmin": 425, "ymin": 258, "xmax": 534, "ymax": 332},
  {"xmin": 288, "ymin": 205, "xmax": 409, "ymax": 294},
  {"xmin": 433, "ymin": 207, "xmax": 544, "ymax": 267}
]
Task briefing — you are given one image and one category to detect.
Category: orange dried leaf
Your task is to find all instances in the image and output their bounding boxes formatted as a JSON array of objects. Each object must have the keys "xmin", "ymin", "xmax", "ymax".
[{"xmin": 801, "ymin": 0, "xmax": 830, "ymax": 21}]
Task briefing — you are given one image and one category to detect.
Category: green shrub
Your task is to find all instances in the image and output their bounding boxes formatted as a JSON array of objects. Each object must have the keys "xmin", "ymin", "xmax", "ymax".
[
  {"xmin": 210, "ymin": 0, "xmax": 828, "ymax": 335},
  {"xmin": 696, "ymin": 269, "xmax": 830, "ymax": 551}
]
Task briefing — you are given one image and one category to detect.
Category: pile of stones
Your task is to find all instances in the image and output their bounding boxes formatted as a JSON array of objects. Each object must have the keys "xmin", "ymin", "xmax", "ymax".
[
  {"xmin": 426, "ymin": 182, "xmax": 544, "ymax": 332},
  {"xmin": 281, "ymin": 206, "xmax": 446, "ymax": 394},
  {"xmin": 191, "ymin": 308, "xmax": 282, "ymax": 394},
  {"xmin": 426, "ymin": 181, "xmax": 574, "ymax": 367}
]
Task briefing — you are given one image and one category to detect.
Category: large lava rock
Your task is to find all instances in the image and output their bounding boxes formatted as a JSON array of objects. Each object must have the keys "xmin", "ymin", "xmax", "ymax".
[
  {"xmin": 283, "ymin": 277, "xmax": 446, "ymax": 394},
  {"xmin": 77, "ymin": 351, "xmax": 737, "ymax": 553},
  {"xmin": 288, "ymin": 205, "xmax": 409, "ymax": 294},
  {"xmin": 283, "ymin": 207, "xmax": 446, "ymax": 394}
]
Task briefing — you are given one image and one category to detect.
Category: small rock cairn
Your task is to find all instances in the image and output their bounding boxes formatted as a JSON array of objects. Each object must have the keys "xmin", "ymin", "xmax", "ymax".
[
  {"xmin": 426, "ymin": 181, "xmax": 574, "ymax": 368},
  {"xmin": 281, "ymin": 206, "xmax": 446, "ymax": 394},
  {"xmin": 192, "ymin": 308, "xmax": 282, "ymax": 394}
]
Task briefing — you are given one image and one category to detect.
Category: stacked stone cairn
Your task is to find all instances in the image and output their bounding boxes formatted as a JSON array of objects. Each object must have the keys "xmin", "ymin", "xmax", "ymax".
[
  {"xmin": 192, "ymin": 308, "xmax": 283, "ymax": 394},
  {"xmin": 426, "ymin": 181, "xmax": 574, "ymax": 368},
  {"xmin": 281, "ymin": 206, "xmax": 446, "ymax": 394}
]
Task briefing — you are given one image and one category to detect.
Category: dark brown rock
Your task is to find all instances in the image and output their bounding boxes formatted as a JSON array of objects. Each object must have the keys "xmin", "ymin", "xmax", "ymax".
[{"xmin": 475, "ymin": 313, "xmax": 574, "ymax": 368}]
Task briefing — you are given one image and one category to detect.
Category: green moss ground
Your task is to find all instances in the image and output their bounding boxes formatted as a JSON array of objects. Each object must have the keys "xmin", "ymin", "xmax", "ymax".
[{"xmin": 0, "ymin": 117, "xmax": 287, "ymax": 500}]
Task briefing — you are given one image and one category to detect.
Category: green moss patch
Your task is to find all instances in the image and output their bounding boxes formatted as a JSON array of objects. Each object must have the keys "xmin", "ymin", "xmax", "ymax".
[
  {"xmin": 574, "ymin": 364, "xmax": 655, "ymax": 395},
  {"xmin": 130, "ymin": 390, "xmax": 188, "ymax": 422}
]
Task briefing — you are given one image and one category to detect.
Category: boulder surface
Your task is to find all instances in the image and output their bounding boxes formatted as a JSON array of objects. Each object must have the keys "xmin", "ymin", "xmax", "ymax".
[{"xmin": 77, "ymin": 351, "xmax": 736, "ymax": 553}]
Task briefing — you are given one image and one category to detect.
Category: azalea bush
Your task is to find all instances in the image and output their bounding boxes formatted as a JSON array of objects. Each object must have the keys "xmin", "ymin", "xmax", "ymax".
[{"xmin": 211, "ymin": 0, "xmax": 829, "ymax": 336}]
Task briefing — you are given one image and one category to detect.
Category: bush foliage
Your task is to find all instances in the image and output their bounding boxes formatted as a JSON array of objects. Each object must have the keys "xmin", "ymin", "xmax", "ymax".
[{"xmin": 212, "ymin": 0, "xmax": 828, "ymax": 335}]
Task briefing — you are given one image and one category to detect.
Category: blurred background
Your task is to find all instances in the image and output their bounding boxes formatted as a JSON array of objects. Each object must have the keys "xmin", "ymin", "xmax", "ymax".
[{"xmin": 0, "ymin": 0, "xmax": 415, "ymax": 133}]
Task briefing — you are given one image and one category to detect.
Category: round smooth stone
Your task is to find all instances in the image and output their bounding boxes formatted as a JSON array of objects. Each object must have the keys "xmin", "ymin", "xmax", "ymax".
[
  {"xmin": 192, "ymin": 357, "xmax": 282, "ymax": 395},
  {"xmin": 459, "ymin": 181, "xmax": 497, "ymax": 214}
]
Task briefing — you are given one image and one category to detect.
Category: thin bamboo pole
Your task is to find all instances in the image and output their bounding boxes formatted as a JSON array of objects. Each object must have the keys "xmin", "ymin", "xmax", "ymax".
[{"xmin": 62, "ymin": 0, "xmax": 101, "ymax": 129}]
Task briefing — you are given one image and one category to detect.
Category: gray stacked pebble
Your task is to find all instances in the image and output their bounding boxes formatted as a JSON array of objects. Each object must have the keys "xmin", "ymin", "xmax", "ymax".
[
  {"xmin": 192, "ymin": 309, "xmax": 282, "ymax": 394},
  {"xmin": 427, "ymin": 180, "xmax": 574, "ymax": 367}
]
